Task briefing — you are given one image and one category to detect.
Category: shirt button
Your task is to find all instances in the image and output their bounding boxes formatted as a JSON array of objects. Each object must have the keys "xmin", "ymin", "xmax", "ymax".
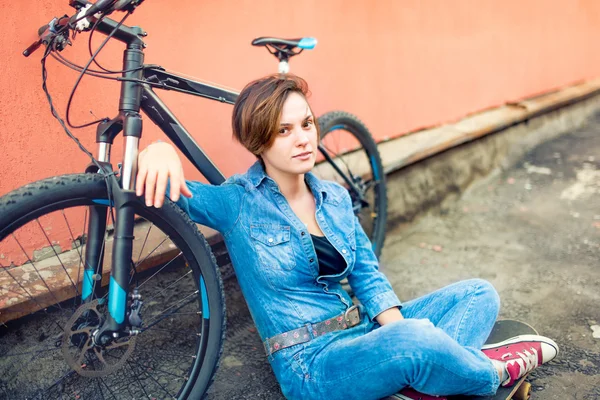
[
  {"xmin": 268, "ymin": 238, "xmax": 274, "ymax": 243},
  {"xmin": 309, "ymin": 258, "xmax": 314, "ymax": 263},
  {"xmin": 301, "ymin": 231, "xmax": 306, "ymax": 236},
  {"xmin": 342, "ymin": 249, "xmax": 347, "ymax": 254}
]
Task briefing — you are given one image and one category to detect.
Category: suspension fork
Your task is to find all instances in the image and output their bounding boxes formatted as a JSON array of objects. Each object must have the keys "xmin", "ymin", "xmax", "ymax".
[
  {"xmin": 105, "ymin": 114, "xmax": 141, "ymax": 333},
  {"xmin": 81, "ymin": 130, "xmax": 141, "ymax": 313},
  {"xmin": 81, "ymin": 112, "xmax": 142, "ymax": 336},
  {"xmin": 81, "ymin": 42, "xmax": 145, "ymax": 338}
]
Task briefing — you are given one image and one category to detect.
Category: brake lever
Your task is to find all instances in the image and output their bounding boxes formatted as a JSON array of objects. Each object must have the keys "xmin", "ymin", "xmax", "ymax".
[{"xmin": 23, "ymin": 16, "xmax": 72, "ymax": 57}]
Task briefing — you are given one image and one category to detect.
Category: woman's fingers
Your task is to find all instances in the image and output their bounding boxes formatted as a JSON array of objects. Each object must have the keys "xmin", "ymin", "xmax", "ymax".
[
  {"xmin": 145, "ymin": 169, "xmax": 158, "ymax": 207},
  {"xmin": 154, "ymin": 169, "xmax": 169, "ymax": 208},
  {"xmin": 180, "ymin": 167, "xmax": 193, "ymax": 198},
  {"xmin": 135, "ymin": 143, "xmax": 189, "ymax": 207},
  {"xmin": 181, "ymin": 181, "xmax": 193, "ymax": 198},
  {"xmin": 168, "ymin": 167, "xmax": 182, "ymax": 203},
  {"xmin": 136, "ymin": 162, "xmax": 148, "ymax": 197}
]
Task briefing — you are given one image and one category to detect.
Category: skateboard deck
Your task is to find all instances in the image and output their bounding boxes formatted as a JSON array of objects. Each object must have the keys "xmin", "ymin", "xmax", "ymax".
[{"xmin": 385, "ymin": 319, "xmax": 538, "ymax": 400}]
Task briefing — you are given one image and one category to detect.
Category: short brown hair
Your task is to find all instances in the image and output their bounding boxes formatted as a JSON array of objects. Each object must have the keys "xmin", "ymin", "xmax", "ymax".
[{"xmin": 232, "ymin": 74, "xmax": 317, "ymax": 158}]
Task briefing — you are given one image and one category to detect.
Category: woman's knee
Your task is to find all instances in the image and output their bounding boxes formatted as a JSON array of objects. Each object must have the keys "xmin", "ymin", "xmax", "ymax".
[{"xmin": 468, "ymin": 278, "xmax": 501, "ymax": 317}]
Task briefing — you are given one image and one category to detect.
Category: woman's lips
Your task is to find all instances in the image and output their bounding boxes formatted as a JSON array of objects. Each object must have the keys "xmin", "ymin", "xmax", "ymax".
[{"xmin": 293, "ymin": 151, "xmax": 312, "ymax": 159}]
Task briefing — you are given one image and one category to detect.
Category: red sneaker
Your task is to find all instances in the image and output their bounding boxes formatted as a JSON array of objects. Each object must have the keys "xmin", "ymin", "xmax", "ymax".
[
  {"xmin": 394, "ymin": 387, "xmax": 448, "ymax": 400},
  {"xmin": 482, "ymin": 334, "xmax": 559, "ymax": 386}
]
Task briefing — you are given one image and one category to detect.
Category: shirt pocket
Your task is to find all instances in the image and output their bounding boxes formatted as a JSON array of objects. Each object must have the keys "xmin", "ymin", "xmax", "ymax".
[{"xmin": 250, "ymin": 224, "xmax": 297, "ymax": 271}]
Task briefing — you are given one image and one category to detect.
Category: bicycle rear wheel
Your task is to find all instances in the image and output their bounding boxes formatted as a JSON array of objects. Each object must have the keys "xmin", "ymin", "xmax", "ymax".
[
  {"xmin": 316, "ymin": 111, "xmax": 388, "ymax": 258},
  {"xmin": 0, "ymin": 174, "xmax": 225, "ymax": 399}
]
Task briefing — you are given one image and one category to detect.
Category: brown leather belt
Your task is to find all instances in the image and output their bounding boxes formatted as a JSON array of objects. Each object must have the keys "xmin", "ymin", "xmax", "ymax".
[{"xmin": 264, "ymin": 305, "xmax": 362, "ymax": 356}]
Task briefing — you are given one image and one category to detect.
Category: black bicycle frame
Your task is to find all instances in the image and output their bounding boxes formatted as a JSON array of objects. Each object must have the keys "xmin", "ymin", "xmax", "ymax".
[{"xmin": 140, "ymin": 67, "xmax": 239, "ymax": 185}]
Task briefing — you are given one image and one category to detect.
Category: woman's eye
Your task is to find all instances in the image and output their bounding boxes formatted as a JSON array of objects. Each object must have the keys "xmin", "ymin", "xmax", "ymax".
[
  {"xmin": 279, "ymin": 128, "xmax": 288, "ymax": 135},
  {"xmin": 303, "ymin": 120, "xmax": 314, "ymax": 128}
]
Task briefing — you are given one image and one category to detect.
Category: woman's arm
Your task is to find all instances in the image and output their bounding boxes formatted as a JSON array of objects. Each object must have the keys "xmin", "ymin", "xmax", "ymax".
[
  {"xmin": 346, "ymin": 214, "xmax": 404, "ymax": 322},
  {"xmin": 336, "ymin": 184, "xmax": 403, "ymax": 322},
  {"xmin": 375, "ymin": 306, "xmax": 404, "ymax": 326},
  {"xmin": 136, "ymin": 142, "xmax": 244, "ymax": 234}
]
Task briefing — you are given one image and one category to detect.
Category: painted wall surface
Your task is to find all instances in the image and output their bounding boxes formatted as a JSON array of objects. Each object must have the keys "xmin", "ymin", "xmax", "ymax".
[{"xmin": 2, "ymin": 0, "xmax": 600, "ymax": 195}]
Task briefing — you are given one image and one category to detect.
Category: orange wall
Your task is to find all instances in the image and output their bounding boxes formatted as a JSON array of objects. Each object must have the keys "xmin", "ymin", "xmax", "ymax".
[{"xmin": 2, "ymin": 0, "xmax": 600, "ymax": 196}]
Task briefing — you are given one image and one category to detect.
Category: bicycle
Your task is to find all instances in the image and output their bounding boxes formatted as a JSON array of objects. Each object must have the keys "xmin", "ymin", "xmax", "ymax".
[{"xmin": 0, "ymin": 0, "xmax": 387, "ymax": 398}]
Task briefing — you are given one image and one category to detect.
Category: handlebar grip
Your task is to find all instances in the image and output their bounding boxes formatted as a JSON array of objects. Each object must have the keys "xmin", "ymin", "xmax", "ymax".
[
  {"xmin": 23, "ymin": 39, "xmax": 43, "ymax": 57},
  {"xmin": 24, "ymin": 23, "xmax": 50, "ymax": 56}
]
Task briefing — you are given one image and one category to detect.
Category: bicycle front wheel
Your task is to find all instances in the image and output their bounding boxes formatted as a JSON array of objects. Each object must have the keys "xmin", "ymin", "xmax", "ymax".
[
  {"xmin": 316, "ymin": 111, "xmax": 388, "ymax": 258},
  {"xmin": 0, "ymin": 174, "xmax": 225, "ymax": 399}
]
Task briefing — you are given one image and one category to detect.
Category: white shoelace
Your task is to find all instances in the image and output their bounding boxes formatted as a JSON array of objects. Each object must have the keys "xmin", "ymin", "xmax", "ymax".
[{"xmin": 506, "ymin": 348, "xmax": 539, "ymax": 378}]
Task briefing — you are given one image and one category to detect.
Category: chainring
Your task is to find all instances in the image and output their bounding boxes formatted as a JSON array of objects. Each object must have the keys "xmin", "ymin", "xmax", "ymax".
[{"xmin": 61, "ymin": 299, "xmax": 137, "ymax": 378}]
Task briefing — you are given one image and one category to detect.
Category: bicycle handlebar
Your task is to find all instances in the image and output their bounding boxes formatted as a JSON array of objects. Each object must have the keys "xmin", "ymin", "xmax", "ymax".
[{"xmin": 23, "ymin": 0, "xmax": 142, "ymax": 57}]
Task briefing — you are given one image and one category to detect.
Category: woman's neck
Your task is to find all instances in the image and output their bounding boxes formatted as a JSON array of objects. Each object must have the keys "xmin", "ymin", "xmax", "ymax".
[{"xmin": 264, "ymin": 165, "xmax": 310, "ymax": 201}]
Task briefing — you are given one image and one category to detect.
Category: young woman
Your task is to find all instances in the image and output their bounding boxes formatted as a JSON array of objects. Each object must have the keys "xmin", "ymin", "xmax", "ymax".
[{"xmin": 135, "ymin": 74, "xmax": 559, "ymax": 400}]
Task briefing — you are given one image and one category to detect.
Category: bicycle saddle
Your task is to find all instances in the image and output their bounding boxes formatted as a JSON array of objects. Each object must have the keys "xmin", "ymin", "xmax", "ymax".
[
  {"xmin": 251, "ymin": 37, "xmax": 317, "ymax": 50},
  {"xmin": 252, "ymin": 37, "xmax": 317, "ymax": 62}
]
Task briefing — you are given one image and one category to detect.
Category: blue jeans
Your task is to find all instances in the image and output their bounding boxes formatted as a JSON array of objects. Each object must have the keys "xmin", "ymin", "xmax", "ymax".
[{"xmin": 275, "ymin": 279, "xmax": 501, "ymax": 399}]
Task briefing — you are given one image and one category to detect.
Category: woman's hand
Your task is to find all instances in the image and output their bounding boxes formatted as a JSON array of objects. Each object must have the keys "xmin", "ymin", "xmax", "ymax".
[
  {"xmin": 136, "ymin": 142, "xmax": 192, "ymax": 208},
  {"xmin": 375, "ymin": 307, "xmax": 404, "ymax": 326}
]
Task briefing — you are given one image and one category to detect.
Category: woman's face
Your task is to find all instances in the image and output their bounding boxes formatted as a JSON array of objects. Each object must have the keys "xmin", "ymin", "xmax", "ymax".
[{"xmin": 261, "ymin": 91, "xmax": 318, "ymax": 178}]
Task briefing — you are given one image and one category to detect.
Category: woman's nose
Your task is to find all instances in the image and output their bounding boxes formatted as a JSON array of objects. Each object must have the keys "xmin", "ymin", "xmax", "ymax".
[{"xmin": 295, "ymin": 129, "xmax": 310, "ymax": 145}]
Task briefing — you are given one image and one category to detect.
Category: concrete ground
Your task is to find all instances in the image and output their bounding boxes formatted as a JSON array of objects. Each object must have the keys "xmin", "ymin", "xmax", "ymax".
[{"xmin": 207, "ymin": 113, "xmax": 600, "ymax": 399}]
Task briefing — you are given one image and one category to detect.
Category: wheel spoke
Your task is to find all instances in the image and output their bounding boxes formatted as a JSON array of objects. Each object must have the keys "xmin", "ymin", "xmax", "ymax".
[
  {"xmin": 143, "ymin": 348, "xmax": 197, "ymax": 359},
  {"xmin": 134, "ymin": 236, "xmax": 170, "ymax": 270},
  {"xmin": 98, "ymin": 377, "xmax": 119, "ymax": 399},
  {"xmin": 143, "ymin": 291, "xmax": 199, "ymax": 330},
  {"xmin": 136, "ymin": 223, "xmax": 153, "ymax": 265},
  {"xmin": 142, "ymin": 268, "xmax": 192, "ymax": 304},
  {"xmin": 137, "ymin": 251, "xmax": 183, "ymax": 289},
  {"xmin": 38, "ymin": 369, "xmax": 77, "ymax": 398},
  {"xmin": 9, "ymin": 234, "xmax": 63, "ymax": 309},
  {"xmin": 35, "ymin": 219, "xmax": 80, "ymax": 298},
  {"xmin": 127, "ymin": 222, "xmax": 155, "ymax": 286},
  {"xmin": 138, "ymin": 326, "xmax": 198, "ymax": 337},
  {"xmin": 61, "ymin": 209, "xmax": 86, "ymax": 309},
  {"xmin": 322, "ymin": 143, "xmax": 356, "ymax": 178},
  {"xmin": 135, "ymin": 359, "xmax": 176, "ymax": 398},
  {"xmin": 130, "ymin": 358, "xmax": 186, "ymax": 380},
  {"xmin": 2, "ymin": 345, "xmax": 60, "ymax": 358},
  {"xmin": 3, "ymin": 339, "xmax": 69, "ymax": 395},
  {"xmin": 125, "ymin": 360, "xmax": 152, "ymax": 399},
  {"xmin": 0, "ymin": 266, "xmax": 65, "ymax": 332}
]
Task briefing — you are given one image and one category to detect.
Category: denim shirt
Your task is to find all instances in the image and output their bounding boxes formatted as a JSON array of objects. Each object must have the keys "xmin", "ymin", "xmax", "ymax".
[{"xmin": 178, "ymin": 160, "xmax": 402, "ymax": 354}]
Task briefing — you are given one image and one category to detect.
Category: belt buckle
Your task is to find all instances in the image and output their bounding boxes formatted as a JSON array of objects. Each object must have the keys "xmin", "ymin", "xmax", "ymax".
[{"xmin": 344, "ymin": 305, "xmax": 360, "ymax": 327}]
